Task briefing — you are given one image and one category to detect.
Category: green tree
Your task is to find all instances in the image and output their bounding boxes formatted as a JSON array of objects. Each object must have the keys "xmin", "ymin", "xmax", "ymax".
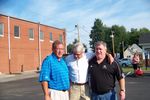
[
  {"xmin": 89, "ymin": 18, "xmax": 150, "ymax": 57},
  {"xmin": 89, "ymin": 19, "xmax": 105, "ymax": 51},
  {"xmin": 127, "ymin": 28, "xmax": 150, "ymax": 46},
  {"xmin": 67, "ymin": 39, "xmax": 78, "ymax": 53},
  {"xmin": 103, "ymin": 26, "xmax": 112, "ymax": 53},
  {"xmin": 89, "ymin": 20, "xmax": 128, "ymax": 55},
  {"xmin": 67, "ymin": 44, "xmax": 74, "ymax": 53},
  {"xmin": 128, "ymin": 28, "xmax": 140, "ymax": 45},
  {"xmin": 111, "ymin": 25, "xmax": 127, "ymax": 53},
  {"xmin": 139, "ymin": 28, "xmax": 150, "ymax": 34}
]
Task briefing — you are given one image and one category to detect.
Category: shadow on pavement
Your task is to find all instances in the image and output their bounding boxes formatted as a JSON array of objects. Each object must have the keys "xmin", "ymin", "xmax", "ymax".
[{"xmin": 125, "ymin": 71, "xmax": 150, "ymax": 78}]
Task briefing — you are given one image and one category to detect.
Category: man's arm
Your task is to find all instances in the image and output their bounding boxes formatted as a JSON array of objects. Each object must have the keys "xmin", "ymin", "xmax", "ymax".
[
  {"xmin": 39, "ymin": 56, "xmax": 51, "ymax": 100},
  {"xmin": 41, "ymin": 81, "xmax": 51, "ymax": 100},
  {"xmin": 119, "ymin": 78, "xmax": 126, "ymax": 100}
]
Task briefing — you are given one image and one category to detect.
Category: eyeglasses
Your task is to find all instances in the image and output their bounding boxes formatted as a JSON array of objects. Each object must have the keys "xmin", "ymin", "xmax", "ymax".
[
  {"xmin": 74, "ymin": 52, "xmax": 83, "ymax": 59},
  {"xmin": 74, "ymin": 52, "xmax": 82, "ymax": 56}
]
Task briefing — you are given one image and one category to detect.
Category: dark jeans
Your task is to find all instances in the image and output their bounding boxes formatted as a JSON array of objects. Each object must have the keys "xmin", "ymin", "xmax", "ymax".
[
  {"xmin": 132, "ymin": 64, "xmax": 139, "ymax": 70},
  {"xmin": 91, "ymin": 90, "xmax": 117, "ymax": 100}
]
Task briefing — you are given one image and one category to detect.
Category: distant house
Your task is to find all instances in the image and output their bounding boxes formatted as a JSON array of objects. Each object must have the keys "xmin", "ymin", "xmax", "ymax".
[
  {"xmin": 124, "ymin": 44, "xmax": 143, "ymax": 59},
  {"xmin": 139, "ymin": 34, "xmax": 150, "ymax": 59}
]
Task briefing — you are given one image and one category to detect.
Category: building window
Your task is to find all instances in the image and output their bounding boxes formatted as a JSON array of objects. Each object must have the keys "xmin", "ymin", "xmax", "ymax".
[
  {"xmin": 0, "ymin": 23, "xmax": 4, "ymax": 36},
  {"xmin": 49, "ymin": 32, "xmax": 53, "ymax": 41},
  {"xmin": 40, "ymin": 31, "xmax": 44, "ymax": 41},
  {"xmin": 14, "ymin": 25, "xmax": 20, "ymax": 38},
  {"xmin": 59, "ymin": 34, "xmax": 63, "ymax": 42},
  {"xmin": 28, "ymin": 28, "xmax": 34, "ymax": 40}
]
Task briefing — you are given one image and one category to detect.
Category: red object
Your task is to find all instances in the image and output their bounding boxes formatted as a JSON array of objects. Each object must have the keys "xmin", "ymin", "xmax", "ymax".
[{"xmin": 135, "ymin": 69, "xmax": 144, "ymax": 76}]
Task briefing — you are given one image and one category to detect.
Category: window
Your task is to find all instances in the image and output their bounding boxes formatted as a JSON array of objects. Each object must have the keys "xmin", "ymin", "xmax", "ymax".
[
  {"xmin": 59, "ymin": 34, "xmax": 63, "ymax": 42},
  {"xmin": 0, "ymin": 23, "xmax": 4, "ymax": 36},
  {"xmin": 14, "ymin": 25, "xmax": 20, "ymax": 38},
  {"xmin": 28, "ymin": 28, "xmax": 34, "ymax": 40},
  {"xmin": 40, "ymin": 31, "xmax": 44, "ymax": 41},
  {"xmin": 49, "ymin": 32, "xmax": 53, "ymax": 41}
]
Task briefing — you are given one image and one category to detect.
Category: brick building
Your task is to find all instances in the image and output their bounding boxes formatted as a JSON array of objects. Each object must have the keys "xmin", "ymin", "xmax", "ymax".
[{"xmin": 0, "ymin": 14, "xmax": 66, "ymax": 74}]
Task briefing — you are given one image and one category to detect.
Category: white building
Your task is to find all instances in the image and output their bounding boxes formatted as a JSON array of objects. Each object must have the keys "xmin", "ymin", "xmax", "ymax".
[
  {"xmin": 124, "ymin": 44, "xmax": 143, "ymax": 59},
  {"xmin": 139, "ymin": 34, "xmax": 150, "ymax": 60}
]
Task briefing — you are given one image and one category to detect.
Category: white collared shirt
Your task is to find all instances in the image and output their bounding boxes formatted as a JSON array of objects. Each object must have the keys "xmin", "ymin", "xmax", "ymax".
[{"xmin": 65, "ymin": 52, "xmax": 94, "ymax": 83}]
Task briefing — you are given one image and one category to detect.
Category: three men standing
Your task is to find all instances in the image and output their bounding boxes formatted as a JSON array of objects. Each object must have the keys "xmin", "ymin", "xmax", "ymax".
[{"xmin": 39, "ymin": 40, "xmax": 126, "ymax": 100}]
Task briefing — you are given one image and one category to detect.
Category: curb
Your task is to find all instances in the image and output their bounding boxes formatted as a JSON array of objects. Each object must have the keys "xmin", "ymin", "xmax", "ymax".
[{"xmin": 0, "ymin": 71, "xmax": 39, "ymax": 83}]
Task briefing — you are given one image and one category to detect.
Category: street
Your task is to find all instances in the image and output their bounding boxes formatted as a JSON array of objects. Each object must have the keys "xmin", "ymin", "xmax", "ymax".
[
  {"xmin": 124, "ymin": 73, "xmax": 150, "ymax": 100},
  {"xmin": 0, "ymin": 77, "xmax": 43, "ymax": 100},
  {"xmin": 0, "ymin": 73, "xmax": 150, "ymax": 100}
]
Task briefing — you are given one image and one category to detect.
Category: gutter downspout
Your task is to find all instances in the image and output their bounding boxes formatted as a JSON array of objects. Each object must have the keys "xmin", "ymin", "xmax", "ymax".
[
  {"xmin": 64, "ymin": 28, "xmax": 67, "ymax": 54},
  {"xmin": 38, "ymin": 23, "xmax": 41, "ymax": 70},
  {"xmin": 8, "ymin": 16, "xmax": 11, "ymax": 74}
]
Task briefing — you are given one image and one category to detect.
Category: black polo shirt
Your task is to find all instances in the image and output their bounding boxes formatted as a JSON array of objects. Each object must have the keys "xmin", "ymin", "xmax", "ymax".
[{"xmin": 88, "ymin": 56, "xmax": 124, "ymax": 94}]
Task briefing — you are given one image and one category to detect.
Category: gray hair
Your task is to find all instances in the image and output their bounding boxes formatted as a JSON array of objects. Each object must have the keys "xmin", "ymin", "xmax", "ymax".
[
  {"xmin": 94, "ymin": 41, "xmax": 107, "ymax": 50},
  {"xmin": 73, "ymin": 42, "xmax": 85, "ymax": 53}
]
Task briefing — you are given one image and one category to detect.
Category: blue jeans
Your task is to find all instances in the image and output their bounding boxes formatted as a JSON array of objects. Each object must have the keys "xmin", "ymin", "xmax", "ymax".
[{"xmin": 91, "ymin": 90, "xmax": 117, "ymax": 100}]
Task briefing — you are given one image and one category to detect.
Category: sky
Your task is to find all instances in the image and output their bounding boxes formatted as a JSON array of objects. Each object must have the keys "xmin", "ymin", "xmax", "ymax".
[{"xmin": 0, "ymin": 0, "xmax": 150, "ymax": 50}]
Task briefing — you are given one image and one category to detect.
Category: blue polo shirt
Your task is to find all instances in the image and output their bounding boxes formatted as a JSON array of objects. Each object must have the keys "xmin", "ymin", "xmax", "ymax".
[{"xmin": 39, "ymin": 53, "xmax": 70, "ymax": 90}]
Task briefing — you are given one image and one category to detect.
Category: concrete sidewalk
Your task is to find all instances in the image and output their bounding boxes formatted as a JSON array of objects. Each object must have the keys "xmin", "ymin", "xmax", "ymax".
[{"xmin": 0, "ymin": 70, "xmax": 39, "ymax": 83}]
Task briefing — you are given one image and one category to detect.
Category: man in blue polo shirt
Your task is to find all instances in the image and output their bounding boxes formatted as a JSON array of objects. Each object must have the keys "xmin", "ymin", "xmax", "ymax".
[{"xmin": 39, "ymin": 40, "xmax": 70, "ymax": 100}]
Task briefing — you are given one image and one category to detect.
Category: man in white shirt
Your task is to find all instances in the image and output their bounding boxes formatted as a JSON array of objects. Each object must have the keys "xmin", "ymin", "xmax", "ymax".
[{"xmin": 65, "ymin": 42, "xmax": 94, "ymax": 100}]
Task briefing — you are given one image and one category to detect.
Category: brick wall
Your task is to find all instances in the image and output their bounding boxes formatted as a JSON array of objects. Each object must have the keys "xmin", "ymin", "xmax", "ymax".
[{"xmin": 0, "ymin": 14, "xmax": 66, "ymax": 74}]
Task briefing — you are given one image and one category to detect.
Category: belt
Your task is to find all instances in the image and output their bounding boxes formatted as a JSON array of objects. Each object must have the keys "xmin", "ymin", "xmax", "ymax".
[
  {"xmin": 96, "ymin": 89, "xmax": 114, "ymax": 95},
  {"xmin": 71, "ymin": 82, "xmax": 88, "ymax": 85},
  {"xmin": 61, "ymin": 90, "xmax": 67, "ymax": 92}
]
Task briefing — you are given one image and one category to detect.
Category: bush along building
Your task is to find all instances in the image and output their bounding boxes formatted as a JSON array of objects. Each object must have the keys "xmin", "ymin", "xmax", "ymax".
[{"xmin": 0, "ymin": 14, "xmax": 66, "ymax": 74}]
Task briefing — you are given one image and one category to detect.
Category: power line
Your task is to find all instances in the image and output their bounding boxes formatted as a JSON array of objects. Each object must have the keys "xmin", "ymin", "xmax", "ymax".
[
  {"xmin": 80, "ymin": 26, "xmax": 91, "ymax": 34},
  {"xmin": 66, "ymin": 27, "xmax": 76, "ymax": 33}
]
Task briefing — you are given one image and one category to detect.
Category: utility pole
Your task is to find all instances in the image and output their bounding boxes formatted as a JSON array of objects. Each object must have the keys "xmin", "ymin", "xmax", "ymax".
[
  {"xmin": 122, "ymin": 41, "xmax": 124, "ymax": 58},
  {"xmin": 75, "ymin": 24, "xmax": 80, "ymax": 42},
  {"xmin": 110, "ymin": 31, "xmax": 115, "ymax": 57}
]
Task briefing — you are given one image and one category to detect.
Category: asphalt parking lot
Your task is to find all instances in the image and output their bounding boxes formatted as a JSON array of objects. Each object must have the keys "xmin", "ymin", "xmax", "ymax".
[
  {"xmin": 123, "ymin": 72, "xmax": 150, "ymax": 100},
  {"xmin": 0, "ymin": 72, "xmax": 150, "ymax": 100}
]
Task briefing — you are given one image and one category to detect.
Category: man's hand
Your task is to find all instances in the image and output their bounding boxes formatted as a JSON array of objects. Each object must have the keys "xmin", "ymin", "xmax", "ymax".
[
  {"xmin": 106, "ymin": 53, "xmax": 114, "ymax": 64},
  {"xmin": 119, "ymin": 90, "xmax": 125, "ymax": 100},
  {"xmin": 41, "ymin": 81, "xmax": 51, "ymax": 100},
  {"xmin": 45, "ymin": 95, "xmax": 51, "ymax": 100}
]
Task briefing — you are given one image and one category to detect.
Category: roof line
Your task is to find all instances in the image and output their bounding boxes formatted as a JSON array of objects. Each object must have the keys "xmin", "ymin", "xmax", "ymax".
[{"xmin": 0, "ymin": 13, "xmax": 65, "ymax": 31}]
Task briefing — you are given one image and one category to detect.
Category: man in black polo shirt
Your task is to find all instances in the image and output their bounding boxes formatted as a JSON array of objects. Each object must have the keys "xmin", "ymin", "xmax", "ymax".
[{"xmin": 89, "ymin": 41, "xmax": 125, "ymax": 100}]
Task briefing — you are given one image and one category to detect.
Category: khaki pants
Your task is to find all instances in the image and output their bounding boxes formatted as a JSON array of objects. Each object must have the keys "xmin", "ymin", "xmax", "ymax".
[
  {"xmin": 49, "ymin": 89, "xmax": 69, "ymax": 100},
  {"xmin": 69, "ymin": 84, "xmax": 90, "ymax": 100}
]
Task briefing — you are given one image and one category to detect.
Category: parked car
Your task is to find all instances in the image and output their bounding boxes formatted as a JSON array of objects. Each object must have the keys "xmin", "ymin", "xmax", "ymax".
[{"xmin": 118, "ymin": 58, "xmax": 132, "ymax": 67}]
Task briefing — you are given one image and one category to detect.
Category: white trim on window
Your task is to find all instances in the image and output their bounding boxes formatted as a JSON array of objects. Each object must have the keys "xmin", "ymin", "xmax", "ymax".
[
  {"xmin": 40, "ymin": 31, "xmax": 44, "ymax": 41},
  {"xmin": 50, "ymin": 40, "xmax": 53, "ymax": 43},
  {"xmin": 29, "ymin": 38, "xmax": 34, "ymax": 40},
  {"xmin": 0, "ymin": 23, "xmax": 4, "ymax": 37}
]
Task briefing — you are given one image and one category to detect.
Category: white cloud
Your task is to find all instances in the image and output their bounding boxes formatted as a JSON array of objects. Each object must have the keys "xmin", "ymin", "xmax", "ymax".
[
  {"xmin": 1, "ymin": 0, "xmax": 150, "ymax": 51},
  {"xmin": 23, "ymin": 0, "xmax": 58, "ymax": 22},
  {"xmin": 123, "ymin": 12, "xmax": 150, "ymax": 30}
]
